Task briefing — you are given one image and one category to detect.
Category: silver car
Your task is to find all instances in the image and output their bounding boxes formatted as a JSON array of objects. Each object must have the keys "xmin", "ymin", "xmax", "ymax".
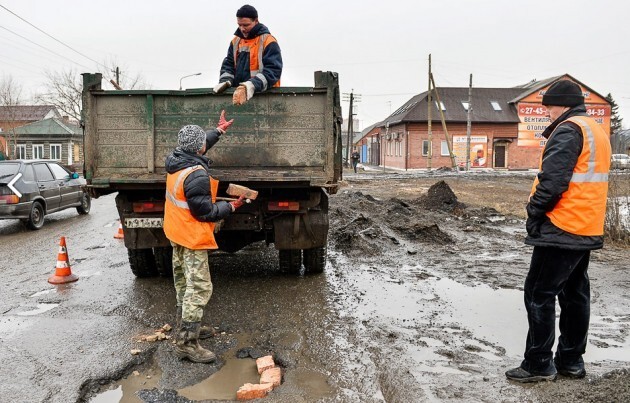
[{"xmin": 0, "ymin": 160, "xmax": 91, "ymax": 229}]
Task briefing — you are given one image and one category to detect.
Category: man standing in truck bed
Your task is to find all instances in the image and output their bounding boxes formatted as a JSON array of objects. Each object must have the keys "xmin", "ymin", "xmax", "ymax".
[
  {"xmin": 213, "ymin": 4, "xmax": 283, "ymax": 105},
  {"xmin": 163, "ymin": 111, "xmax": 245, "ymax": 363}
]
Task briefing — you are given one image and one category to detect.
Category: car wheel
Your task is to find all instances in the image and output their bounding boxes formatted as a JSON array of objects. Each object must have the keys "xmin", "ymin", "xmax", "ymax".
[
  {"xmin": 76, "ymin": 191, "xmax": 91, "ymax": 215},
  {"xmin": 26, "ymin": 202, "xmax": 45, "ymax": 230}
]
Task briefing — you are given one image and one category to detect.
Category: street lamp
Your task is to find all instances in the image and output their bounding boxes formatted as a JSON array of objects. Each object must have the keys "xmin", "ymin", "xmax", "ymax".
[{"xmin": 179, "ymin": 73, "xmax": 202, "ymax": 90}]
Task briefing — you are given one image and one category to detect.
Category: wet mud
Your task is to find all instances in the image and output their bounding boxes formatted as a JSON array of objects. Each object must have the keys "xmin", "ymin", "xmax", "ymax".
[{"xmin": 2, "ymin": 172, "xmax": 629, "ymax": 402}]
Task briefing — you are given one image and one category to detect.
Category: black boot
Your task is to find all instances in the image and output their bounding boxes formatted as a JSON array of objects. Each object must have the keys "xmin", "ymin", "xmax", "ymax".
[
  {"xmin": 505, "ymin": 366, "xmax": 557, "ymax": 383},
  {"xmin": 175, "ymin": 306, "xmax": 216, "ymax": 340},
  {"xmin": 174, "ymin": 322, "xmax": 216, "ymax": 363}
]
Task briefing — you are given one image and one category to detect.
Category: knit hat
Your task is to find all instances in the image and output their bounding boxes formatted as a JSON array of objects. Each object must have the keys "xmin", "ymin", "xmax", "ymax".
[
  {"xmin": 541, "ymin": 80, "xmax": 584, "ymax": 107},
  {"xmin": 236, "ymin": 4, "xmax": 258, "ymax": 19},
  {"xmin": 177, "ymin": 125, "xmax": 206, "ymax": 153}
]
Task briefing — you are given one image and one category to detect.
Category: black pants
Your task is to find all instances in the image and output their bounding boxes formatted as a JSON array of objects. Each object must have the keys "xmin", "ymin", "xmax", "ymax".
[
  {"xmin": 521, "ymin": 246, "xmax": 591, "ymax": 372},
  {"xmin": 352, "ymin": 161, "xmax": 358, "ymax": 173}
]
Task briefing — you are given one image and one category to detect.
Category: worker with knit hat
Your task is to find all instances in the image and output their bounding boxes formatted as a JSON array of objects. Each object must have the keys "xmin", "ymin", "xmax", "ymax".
[
  {"xmin": 213, "ymin": 4, "xmax": 283, "ymax": 106},
  {"xmin": 506, "ymin": 79, "xmax": 611, "ymax": 383},
  {"xmin": 163, "ymin": 110, "xmax": 245, "ymax": 363}
]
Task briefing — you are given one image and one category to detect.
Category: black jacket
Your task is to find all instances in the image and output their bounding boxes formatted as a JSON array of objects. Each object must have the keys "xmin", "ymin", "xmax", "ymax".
[
  {"xmin": 164, "ymin": 129, "xmax": 232, "ymax": 222},
  {"xmin": 525, "ymin": 104, "xmax": 604, "ymax": 250}
]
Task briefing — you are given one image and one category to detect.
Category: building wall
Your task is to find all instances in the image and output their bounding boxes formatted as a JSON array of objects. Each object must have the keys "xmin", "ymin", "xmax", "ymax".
[{"xmin": 376, "ymin": 122, "xmax": 542, "ymax": 170}]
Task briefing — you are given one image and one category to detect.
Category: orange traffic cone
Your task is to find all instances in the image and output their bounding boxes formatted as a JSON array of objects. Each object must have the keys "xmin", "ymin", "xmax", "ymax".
[
  {"xmin": 48, "ymin": 237, "xmax": 79, "ymax": 284},
  {"xmin": 114, "ymin": 223, "xmax": 124, "ymax": 239}
]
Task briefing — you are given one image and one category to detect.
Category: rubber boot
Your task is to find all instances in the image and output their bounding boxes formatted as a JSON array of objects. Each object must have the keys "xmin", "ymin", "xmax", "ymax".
[
  {"xmin": 174, "ymin": 322, "xmax": 216, "ymax": 363},
  {"xmin": 175, "ymin": 306, "xmax": 216, "ymax": 340}
]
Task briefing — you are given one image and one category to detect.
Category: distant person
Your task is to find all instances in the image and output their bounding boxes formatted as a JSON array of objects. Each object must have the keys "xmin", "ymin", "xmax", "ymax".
[
  {"xmin": 351, "ymin": 148, "xmax": 360, "ymax": 173},
  {"xmin": 506, "ymin": 80, "xmax": 612, "ymax": 382},
  {"xmin": 213, "ymin": 4, "xmax": 283, "ymax": 106},
  {"xmin": 163, "ymin": 110, "xmax": 246, "ymax": 363}
]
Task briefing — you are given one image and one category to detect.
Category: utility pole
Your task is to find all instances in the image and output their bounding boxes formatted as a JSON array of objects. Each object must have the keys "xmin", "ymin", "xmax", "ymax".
[
  {"xmin": 466, "ymin": 74, "xmax": 473, "ymax": 171},
  {"xmin": 427, "ymin": 54, "xmax": 432, "ymax": 171},
  {"xmin": 112, "ymin": 67, "xmax": 120, "ymax": 86},
  {"xmin": 342, "ymin": 90, "xmax": 361, "ymax": 168},
  {"xmin": 430, "ymin": 73, "xmax": 456, "ymax": 168}
]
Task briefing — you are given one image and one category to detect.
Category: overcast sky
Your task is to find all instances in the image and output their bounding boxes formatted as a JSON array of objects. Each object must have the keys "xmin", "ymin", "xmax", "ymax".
[{"xmin": 1, "ymin": 0, "xmax": 629, "ymax": 130}]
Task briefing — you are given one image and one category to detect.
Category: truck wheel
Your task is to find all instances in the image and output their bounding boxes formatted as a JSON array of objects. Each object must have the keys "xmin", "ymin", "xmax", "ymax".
[
  {"xmin": 303, "ymin": 246, "xmax": 327, "ymax": 274},
  {"xmin": 279, "ymin": 249, "xmax": 302, "ymax": 275},
  {"xmin": 127, "ymin": 248, "xmax": 159, "ymax": 278},
  {"xmin": 154, "ymin": 246, "xmax": 173, "ymax": 277},
  {"xmin": 76, "ymin": 191, "xmax": 91, "ymax": 215},
  {"xmin": 26, "ymin": 201, "xmax": 45, "ymax": 230}
]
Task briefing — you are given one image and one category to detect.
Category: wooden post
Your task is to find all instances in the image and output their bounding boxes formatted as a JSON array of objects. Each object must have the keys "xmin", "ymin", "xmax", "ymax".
[
  {"xmin": 427, "ymin": 54, "xmax": 432, "ymax": 171},
  {"xmin": 430, "ymin": 73, "xmax": 456, "ymax": 168},
  {"xmin": 466, "ymin": 74, "xmax": 473, "ymax": 171}
]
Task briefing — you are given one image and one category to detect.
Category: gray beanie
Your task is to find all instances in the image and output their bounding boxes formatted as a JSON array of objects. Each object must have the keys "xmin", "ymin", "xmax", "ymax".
[{"xmin": 177, "ymin": 125, "xmax": 206, "ymax": 153}]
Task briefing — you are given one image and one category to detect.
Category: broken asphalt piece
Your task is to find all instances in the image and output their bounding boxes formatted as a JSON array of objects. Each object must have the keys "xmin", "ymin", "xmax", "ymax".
[{"xmin": 236, "ymin": 346, "xmax": 266, "ymax": 359}]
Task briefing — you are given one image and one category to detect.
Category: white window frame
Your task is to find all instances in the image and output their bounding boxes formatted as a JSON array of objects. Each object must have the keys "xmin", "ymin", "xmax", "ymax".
[
  {"xmin": 422, "ymin": 140, "xmax": 431, "ymax": 156},
  {"xmin": 461, "ymin": 101, "xmax": 470, "ymax": 111},
  {"xmin": 32, "ymin": 144, "xmax": 44, "ymax": 159},
  {"xmin": 441, "ymin": 141, "xmax": 450, "ymax": 156},
  {"xmin": 50, "ymin": 144, "xmax": 62, "ymax": 161},
  {"xmin": 15, "ymin": 144, "xmax": 26, "ymax": 159},
  {"xmin": 490, "ymin": 101, "xmax": 502, "ymax": 111}
]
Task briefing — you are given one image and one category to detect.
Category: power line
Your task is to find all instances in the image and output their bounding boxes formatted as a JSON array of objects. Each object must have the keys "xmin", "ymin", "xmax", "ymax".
[
  {"xmin": 0, "ymin": 24, "xmax": 92, "ymax": 70},
  {"xmin": 0, "ymin": 3, "xmax": 105, "ymax": 70}
]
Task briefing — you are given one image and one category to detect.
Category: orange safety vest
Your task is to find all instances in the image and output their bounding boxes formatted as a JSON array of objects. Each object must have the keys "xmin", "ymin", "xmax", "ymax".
[
  {"xmin": 231, "ymin": 34, "xmax": 281, "ymax": 87},
  {"xmin": 164, "ymin": 166, "xmax": 220, "ymax": 250},
  {"xmin": 530, "ymin": 116, "xmax": 611, "ymax": 236}
]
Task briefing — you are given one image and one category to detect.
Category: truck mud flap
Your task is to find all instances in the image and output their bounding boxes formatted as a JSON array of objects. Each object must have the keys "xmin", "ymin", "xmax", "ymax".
[{"xmin": 274, "ymin": 211, "xmax": 328, "ymax": 250}]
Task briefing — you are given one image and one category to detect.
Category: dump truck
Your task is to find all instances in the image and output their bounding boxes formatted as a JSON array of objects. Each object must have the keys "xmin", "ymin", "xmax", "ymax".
[{"xmin": 81, "ymin": 71, "xmax": 342, "ymax": 277}]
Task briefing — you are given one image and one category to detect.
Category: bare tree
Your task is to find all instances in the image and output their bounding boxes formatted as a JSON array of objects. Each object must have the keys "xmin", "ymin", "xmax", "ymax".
[
  {"xmin": 99, "ymin": 57, "xmax": 149, "ymax": 91},
  {"xmin": 0, "ymin": 75, "xmax": 23, "ymax": 159},
  {"xmin": 36, "ymin": 68, "xmax": 83, "ymax": 121},
  {"xmin": 36, "ymin": 61, "xmax": 149, "ymax": 122}
]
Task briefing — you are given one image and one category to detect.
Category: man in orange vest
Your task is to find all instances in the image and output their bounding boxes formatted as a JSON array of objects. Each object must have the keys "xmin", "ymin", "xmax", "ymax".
[
  {"xmin": 163, "ymin": 111, "xmax": 245, "ymax": 363},
  {"xmin": 506, "ymin": 80, "xmax": 611, "ymax": 382},
  {"xmin": 213, "ymin": 4, "xmax": 282, "ymax": 106}
]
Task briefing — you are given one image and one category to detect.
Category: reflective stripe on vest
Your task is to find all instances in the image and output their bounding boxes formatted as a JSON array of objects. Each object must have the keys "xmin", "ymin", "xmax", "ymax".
[
  {"xmin": 530, "ymin": 115, "xmax": 611, "ymax": 236},
  {"xmin": 163, "ymin": 166, "xmax": 219, "ymax": 250},
  {"xmin": 231, "ymin": 34, "xmax": 280, "ymax": 90}
]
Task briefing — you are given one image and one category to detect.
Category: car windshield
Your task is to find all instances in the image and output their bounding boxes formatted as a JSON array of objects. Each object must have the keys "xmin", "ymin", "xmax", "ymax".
[
  {"xmin": 0, "ymin": 163, "xmax": 19, "ymax": 180},
  {"xmin": 617, "ymin": 155, "xmax": 629, "ymax": 160}
]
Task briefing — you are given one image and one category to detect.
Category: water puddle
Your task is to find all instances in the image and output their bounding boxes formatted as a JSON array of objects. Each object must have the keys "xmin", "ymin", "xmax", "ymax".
[
  {"xmin": 179, "ymin": 353, "xmax": 259, "ymax": 401},
  {"xmin": 16, "ymin": 303, "xmax": 59, "ymax": 316},
  {"xmin": 90, "ymin": 365, "xmax": 161, "ymax": 403},
  {"xmin": 30, "ymin": 289, "xmax": 55, "ymax": 298}
]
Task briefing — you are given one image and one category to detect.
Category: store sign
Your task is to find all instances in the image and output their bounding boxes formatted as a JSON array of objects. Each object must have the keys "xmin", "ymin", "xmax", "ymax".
[{"xmin": 453, "ymin": 135, "xmax": 488, "ymax": 167}]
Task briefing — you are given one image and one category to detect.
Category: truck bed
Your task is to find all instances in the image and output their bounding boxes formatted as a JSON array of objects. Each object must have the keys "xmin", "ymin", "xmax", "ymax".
[{"xmin": 81, "ymin": 72, "xmax": 342, "ymax": 193}]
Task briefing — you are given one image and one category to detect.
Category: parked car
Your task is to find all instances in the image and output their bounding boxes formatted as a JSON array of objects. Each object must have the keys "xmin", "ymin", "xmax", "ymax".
[
  {"xmin": 0, "ymin": 160, "xmax": 90, "ymax": 229},
  {"xmin": 611, "ymin": 153, "xmax": 630, "ymax": 169}
]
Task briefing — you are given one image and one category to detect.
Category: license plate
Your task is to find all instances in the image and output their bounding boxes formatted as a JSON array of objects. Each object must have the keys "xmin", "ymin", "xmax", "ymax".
[{"xmin": 124, "ymin": 217, "xmax": 163, "ymax": 228}]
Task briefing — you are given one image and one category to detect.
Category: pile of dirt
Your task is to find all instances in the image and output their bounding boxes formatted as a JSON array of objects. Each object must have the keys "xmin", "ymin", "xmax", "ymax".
[
  {"xmin": 330, "ymin": 187, "xmax": 456, "ymax": 257},
  {"xmin": 414, "ymin": 180, "xmax": 466, "ymax": 212}
]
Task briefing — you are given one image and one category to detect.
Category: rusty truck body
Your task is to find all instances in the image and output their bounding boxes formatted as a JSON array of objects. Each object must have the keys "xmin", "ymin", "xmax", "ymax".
[{"xmin": 81, "ymin": 71, "xmax": 342, "ymax": 277}]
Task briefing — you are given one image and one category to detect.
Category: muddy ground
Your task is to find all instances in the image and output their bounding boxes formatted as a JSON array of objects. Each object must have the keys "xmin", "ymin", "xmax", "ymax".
[
  {"xmin": 326, "ymin": 169, "xmax": 630, "ymax": 402},
  {"xmin": 2, "ymin": 169, "xmax": 629, "ymax": 402}
]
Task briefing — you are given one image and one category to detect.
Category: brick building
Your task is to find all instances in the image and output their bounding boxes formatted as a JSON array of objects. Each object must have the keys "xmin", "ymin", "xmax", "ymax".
[{"xmin": 356, "ymin": 74, "xmax": 611, "ymax": 170}]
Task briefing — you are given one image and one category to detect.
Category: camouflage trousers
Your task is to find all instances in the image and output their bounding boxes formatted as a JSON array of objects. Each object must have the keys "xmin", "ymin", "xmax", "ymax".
[{"xmin": 170, "ymin": 242, "xmax": 213, "ymax": 323}]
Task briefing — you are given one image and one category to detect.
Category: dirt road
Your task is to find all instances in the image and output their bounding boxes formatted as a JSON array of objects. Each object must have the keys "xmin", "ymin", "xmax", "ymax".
[{"xmin": 2, "ymin": 170, "xmax": 628, "ymax": 402}]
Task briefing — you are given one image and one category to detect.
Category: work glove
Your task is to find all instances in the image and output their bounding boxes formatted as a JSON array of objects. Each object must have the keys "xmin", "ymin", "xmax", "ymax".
[
  {"xmin": 232, "ymin": 81, "xmax": 255, "ymax": 106},
  {"xmin": 216, "ymin": 110, "xmax": 234, "ymax": 134},
  {"xmin": 525, "ymin": 204, "xmax": 544, "ymax": 238},
  {"xmin": 213, "ymin": 81, "xmax": 231, "ymax": 94},
  {"xmin": 229, "ymin": 195, "xmax": 247, "ymax": 212}
]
